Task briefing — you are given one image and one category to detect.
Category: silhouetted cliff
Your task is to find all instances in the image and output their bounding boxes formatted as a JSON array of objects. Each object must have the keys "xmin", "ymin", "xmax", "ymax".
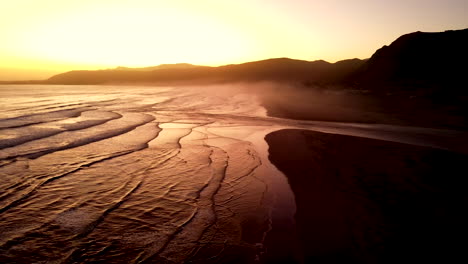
[{"xmin": 354, "ymin": 29, "xmax": 468, "ymax": 94}]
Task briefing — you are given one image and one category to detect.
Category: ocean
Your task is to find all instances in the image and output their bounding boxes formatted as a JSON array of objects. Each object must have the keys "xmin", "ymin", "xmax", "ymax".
[{"xmin": 0, "ymin": 84, "xmax": 297, "ymax": 263}]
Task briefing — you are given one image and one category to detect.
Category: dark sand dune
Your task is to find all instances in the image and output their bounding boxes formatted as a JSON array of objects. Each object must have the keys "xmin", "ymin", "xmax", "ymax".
[{"xmin": 266, "ymin": 129, "xmax": 468, "ymax": 264}]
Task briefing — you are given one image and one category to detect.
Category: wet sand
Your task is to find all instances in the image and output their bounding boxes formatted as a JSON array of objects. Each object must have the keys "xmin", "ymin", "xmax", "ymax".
[{"xmin": 265, "ymin": 129, "xmax": 468, "ymax": 263}]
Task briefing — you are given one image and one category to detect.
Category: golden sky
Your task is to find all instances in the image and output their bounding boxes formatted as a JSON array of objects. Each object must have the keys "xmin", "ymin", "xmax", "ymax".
[{"xmin": 1, "ymin": 0, "xmax": 467, "ymax": 80}]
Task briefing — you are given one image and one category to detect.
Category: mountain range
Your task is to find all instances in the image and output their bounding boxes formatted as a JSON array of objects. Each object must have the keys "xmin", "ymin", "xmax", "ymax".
[
  {"xmin": 2, "ymin": 28, "xmax": 467, "ymax": 97},
  {"xmin": 44, "ymin": 57, "xmax": 363, "ymax": 86}
]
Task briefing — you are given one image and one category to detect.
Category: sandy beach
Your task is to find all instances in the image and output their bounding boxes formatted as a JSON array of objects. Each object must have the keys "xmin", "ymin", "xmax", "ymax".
[{"xmin": 265, "ymin": 129, "xmax": 468, "ymax": 263}]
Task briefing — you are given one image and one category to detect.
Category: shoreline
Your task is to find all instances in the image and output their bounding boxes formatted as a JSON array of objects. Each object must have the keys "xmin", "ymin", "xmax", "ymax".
[
  {"xmin": 264, "ymin": 129, "xmax": 468, "ymax": 263},
  {"xmin": 244, "ymin": 127, "xmax": 301, "ymax": 263}
]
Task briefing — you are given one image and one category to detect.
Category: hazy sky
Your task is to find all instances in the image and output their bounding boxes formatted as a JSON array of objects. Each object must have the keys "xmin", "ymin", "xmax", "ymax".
[{"xmin": 1, "ymin": 0, "xmax": 467, "ymax": 80}]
